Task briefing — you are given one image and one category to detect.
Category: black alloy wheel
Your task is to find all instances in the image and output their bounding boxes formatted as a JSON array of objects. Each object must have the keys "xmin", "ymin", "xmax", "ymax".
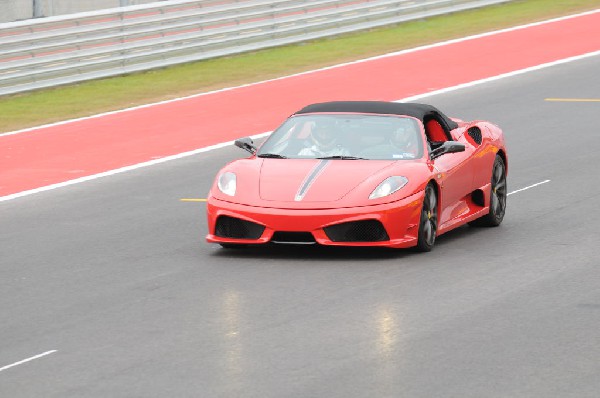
[
  {"xmin": 415, "ymin": 183, "xmax": 438, "ymax": 252},
  {"xmin": 470, "ymin": 155, "xmax": 507, "ymax": 227}
]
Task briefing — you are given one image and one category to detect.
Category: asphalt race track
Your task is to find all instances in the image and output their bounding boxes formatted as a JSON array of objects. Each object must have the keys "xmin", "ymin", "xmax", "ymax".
[{"xmin": 2, "ymin": 56, "xmax": 600, "ymax": 397}]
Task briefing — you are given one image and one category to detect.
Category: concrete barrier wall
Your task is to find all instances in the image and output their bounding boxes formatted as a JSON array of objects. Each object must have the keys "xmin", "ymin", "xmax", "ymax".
[{"xmin": 0, "ymin": 0, "xmax": 165, "ymax": 22}]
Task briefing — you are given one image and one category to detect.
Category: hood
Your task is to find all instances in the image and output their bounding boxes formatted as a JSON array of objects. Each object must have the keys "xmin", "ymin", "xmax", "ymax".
[{"xmin": 259, "ymin": 159, "xmax": 396, "ymax": 202}]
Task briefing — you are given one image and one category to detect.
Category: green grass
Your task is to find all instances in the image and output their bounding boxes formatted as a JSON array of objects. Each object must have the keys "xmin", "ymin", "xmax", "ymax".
[{"xmin": 1, "ymin": 0, "xmax": 598, "ymax": 133}]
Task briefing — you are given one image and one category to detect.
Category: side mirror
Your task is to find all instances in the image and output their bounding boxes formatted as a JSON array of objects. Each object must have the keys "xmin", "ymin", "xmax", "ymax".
[
  {"xmin": 234, "ymin": 137, "xmax": 256, "ymax": 155},
  {"xmin": 430, "ymin": 141, "xmax": 465, "ymax": 160}
]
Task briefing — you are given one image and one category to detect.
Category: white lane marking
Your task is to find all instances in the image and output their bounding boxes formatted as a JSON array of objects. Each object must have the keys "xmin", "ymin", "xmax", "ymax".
[
  {"xmin": 1, "ymin": 47, "xmax": 594, "ymax": 203},
  {"xmin": 0, "ymin": 132, "xmax": 270, "ymax": 203},
  {"xmin": 2, "ymin": 23, "xmax": 599, "ymax": 202},
  {"xmin": 401, "ymin": 49, "xmax": 600, "ymax": 102},
  {"xmin": 1, "ymin": 8, "xmax": 598, "ymax": 138},
  {"xmin": 0, "ymin": 350, "xmax": 57, "ymax": 373},
  {"xmin": 508, "ymin": 179, "xmax": 550, "ymax": 196},
  {"xmin": 181, "ymin": 180, "xmax": 553, "ymax": 203}
]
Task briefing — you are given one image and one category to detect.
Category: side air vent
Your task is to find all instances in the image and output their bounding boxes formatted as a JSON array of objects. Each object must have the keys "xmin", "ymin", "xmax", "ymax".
[
  {"xmin": 215, "ymin": 216, "xmax": 265, "ymax": 239},
  {"xmin": 324, "ymin": 220, "xmax": 389, "ymax": 242},
  {"xmin": 467, "ymin": 127, "xmax": 482, "ymax": 145},
  {"xmin": 471, "ymin": 189, "xmax": 485, "ymax": 207}
]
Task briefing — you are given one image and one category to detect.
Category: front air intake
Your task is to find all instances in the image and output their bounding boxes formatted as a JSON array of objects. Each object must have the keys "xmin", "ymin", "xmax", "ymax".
[
  {"xmin": 324, "ymin": 220, "xmax": 389, "ymax": 242},
  {"xmin": 215, "ymin": 216, "xmax": 265, "ymax": 239},
  {"xmin": 271, "ymin": 232, "xmax": 316, "ymax": 244}
]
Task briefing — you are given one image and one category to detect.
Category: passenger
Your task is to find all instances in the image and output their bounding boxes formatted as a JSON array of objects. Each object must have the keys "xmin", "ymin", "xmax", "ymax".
[
  {"xmin": 389, "ymin": 119, "xmax": 419, "ymax": 158},
  {"xmin": 358, "ymin": 118, "xmax": 420, "ymax": 159}
]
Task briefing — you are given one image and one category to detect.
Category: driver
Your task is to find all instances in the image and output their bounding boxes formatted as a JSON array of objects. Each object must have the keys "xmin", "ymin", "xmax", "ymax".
[{"xmin": 298, "ymin": 119, "xmax": 350, "ymax": 157}]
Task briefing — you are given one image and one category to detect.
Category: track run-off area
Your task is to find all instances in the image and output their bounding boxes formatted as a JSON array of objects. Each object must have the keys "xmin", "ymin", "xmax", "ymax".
[{"xmin": 1, "ymin": 8, "xmax": 600, "ymax": 398}]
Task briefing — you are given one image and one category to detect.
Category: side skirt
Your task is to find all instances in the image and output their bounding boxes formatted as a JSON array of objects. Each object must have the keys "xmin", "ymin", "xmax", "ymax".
[{"xmin": 437, "ymin": 183, "xmax": 492, "ymax": 235}]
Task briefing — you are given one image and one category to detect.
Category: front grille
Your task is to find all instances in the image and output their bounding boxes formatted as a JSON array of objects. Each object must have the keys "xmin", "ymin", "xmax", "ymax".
[
  {"xmin": 324, "ymin": 220, "xmax": 389, "ymax": 242},
  {"xmin": 271, "ymin": 231, "xmax": 316, "ymax": 244},
  {"xmin": 215, "ymin": 216, "xmax": 265, "ymax": 239}
]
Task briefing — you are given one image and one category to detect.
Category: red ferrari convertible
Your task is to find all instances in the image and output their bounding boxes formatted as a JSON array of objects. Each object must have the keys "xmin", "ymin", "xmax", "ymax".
[{"xmin": 206, "ymin": 101, "xmax": 507, "ymax": 251}]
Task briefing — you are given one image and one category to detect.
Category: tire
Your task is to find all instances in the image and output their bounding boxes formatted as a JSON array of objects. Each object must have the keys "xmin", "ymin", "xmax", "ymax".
[
  {"xmin": 469, "ymin": 155, "xmax": 507, "ymax": 227},
  {"xmin": 415, "ymin": 183, "xmax": 438, "ymax": 252}
]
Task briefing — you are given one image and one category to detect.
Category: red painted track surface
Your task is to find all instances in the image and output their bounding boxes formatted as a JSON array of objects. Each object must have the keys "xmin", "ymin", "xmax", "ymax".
[{"xmin": 1, "ymin": 11, "xmax": 599, "ymax": 197}]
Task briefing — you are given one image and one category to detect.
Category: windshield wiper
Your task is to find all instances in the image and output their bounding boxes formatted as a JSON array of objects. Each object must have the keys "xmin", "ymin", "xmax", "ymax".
[
  {"xmin": 317, "ymin": 155, "xmax": 366, "ymax": 160},
  {"xmin": 258, "ymin": 153, "xmax": 287, "ymax": 159}
]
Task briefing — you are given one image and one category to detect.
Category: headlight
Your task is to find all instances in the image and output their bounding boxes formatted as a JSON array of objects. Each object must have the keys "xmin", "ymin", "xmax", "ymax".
[
  {"xmin": 369, "ymin": 176, "xmax": 408, "ymax": 199},
  {"xmin": 217, "ymin": 172, "xmax": 237, "ymax": 196}
]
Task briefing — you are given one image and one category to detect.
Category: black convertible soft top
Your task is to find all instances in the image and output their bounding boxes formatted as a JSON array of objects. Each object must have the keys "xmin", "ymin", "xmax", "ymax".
[{"xmin": 294, "ymin": 101, "xmax": 459, "ymax": 132}]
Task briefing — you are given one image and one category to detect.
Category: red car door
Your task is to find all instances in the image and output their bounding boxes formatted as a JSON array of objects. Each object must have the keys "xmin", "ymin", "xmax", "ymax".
[{"xmin": 430, "ymin": 133, "xmax": 477, "ymax": 229}]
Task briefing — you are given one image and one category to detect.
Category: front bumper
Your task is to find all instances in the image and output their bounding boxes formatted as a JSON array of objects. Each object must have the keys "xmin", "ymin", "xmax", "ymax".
[{"xmin": 206, "ymin": 191, "xmax": 424, "ymax": 248}]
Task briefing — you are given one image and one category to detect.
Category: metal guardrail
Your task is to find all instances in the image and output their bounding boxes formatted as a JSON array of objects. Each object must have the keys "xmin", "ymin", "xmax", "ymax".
[{"xmin": 0, "ymin": 0, "xmax": 512, "ymax": 96}]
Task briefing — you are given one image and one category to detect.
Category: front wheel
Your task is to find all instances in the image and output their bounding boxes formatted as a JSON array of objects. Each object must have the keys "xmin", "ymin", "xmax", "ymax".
[
  {"xmin": 470, "ymin": 155, "xmax": 507, "ymax": 227},
  {"xmin": 415, "ymin": 183, "xmax": 438, "ymax": 252}
]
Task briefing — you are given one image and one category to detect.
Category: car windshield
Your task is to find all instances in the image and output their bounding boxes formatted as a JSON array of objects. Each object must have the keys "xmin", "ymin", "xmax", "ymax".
[{"xmin": 257, "ymin": 114, "xmax": 424, "ymax": 160}]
